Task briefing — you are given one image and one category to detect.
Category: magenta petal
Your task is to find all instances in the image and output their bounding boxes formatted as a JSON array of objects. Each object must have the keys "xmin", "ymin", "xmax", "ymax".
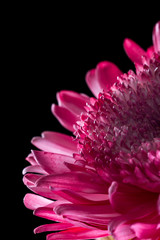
[
  {"xmin": 32, "ymin": 150, "xmax": 75, "ymax": 174},
  {"xmin": 108, "ymin": 181, "xmax": 156, "ymax": 213},
  {"xmin": 153, "ymin": 21, "xmax": 160, "ymax": 53},
  {"xmin": 34, "ymin": 207, "xmax": 65, "ymax": 221},
  {"xmin": 57, "ymin": 90, "xmax": 89, "ymax": 115},
  {"xmin": 32, "ymin": 131, "xmax": 78, "ymax": 156},
  {"xmin": 131, "ymin": 222, "xmax": 159, "ymax": 238},
  {"xmin": 23, "ymin": 193, "xmax": 53, "ymax": 210},
  {"xmin": 36, "ymin": 172, "xmax": 107, "ymax": 194},
  {"xmin": 96, "ymin": 61, "xmax": 122, "ymax": 91},
  {"xmin": 34, "ymin": 222, "xmax": 73, "ymax": 234},
  {"xmin": 108, "ymin": 200, "xmax": 157, "ymax": 237},
  {"xmin": 85, "ymin": 61, "xmax": 122, "ymax": 97},
  {"xmin": 51, "ymin": 188, "xmax": 106, "ymax": 205},
  {"xmin": 85, "ymin": 68, "xmax": 100, "ymax": 97},
  {"xmin": 54, "ymin": 202, "xmax": 119, "ymax": 220},
  {"xmin": 46, "ymin": 227, "xmax": 109, "ymax": 240},
  {"xmin": 22, "ymin": 165, "xmax": 47, "ymax": 175},
  {"xmin": 123, "ymin": 38, "xmax": 147, "ymax": 65},
  {"xmin": 112, "ymin": 223, "xmax": 135, "ymax": 240},
  {"xmin": 51, "ymin": 104, "xmax": 78, "ymax": 131}
]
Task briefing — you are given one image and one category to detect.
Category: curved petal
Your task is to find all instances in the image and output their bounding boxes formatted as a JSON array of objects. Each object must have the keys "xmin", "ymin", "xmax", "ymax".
[
  {"xmin": 108, "ymin": 181, "xmax": 156, "ymax": 214},
  {"xmin": 123, "ymin": 38, "xmax": 147, "ymax": 65},
  {"xmin": 31, "ymin": 131, "xmax": 78, "ymax": 156},
  {"xmin": 51, "ymin": 104, "xmax": 78, "ymax": 132},
  {"xmin": 112, "ymin": 223, "xmax": 135, "ymax": 240},
  {"xmin": 36, "ymin": 172, "xmax": 108, "ymax": 194},
  {"xmin": 54, "ymin": 202, "xmax": 119, "ymax": 220},
  {"xmin": 108, "ymin": 200, "xmax": 157, "ymax": 237},
  {"xmin": 46, "ymin": 227, "xmax": 109, "ymax": 240},
  {"xmin": 153, "ymin": 21, "xmax": 160, "ymax": 53},
  {"xmin": 34, "ymin": 207, "xmax": 63, "ymax": 221},
  {"xmin": 86, "ymin": 61, "xmax": 122, "ymax": 97},
  {"xmin": 57, "ymin": 90, "xmax": 90, "ymax": 115},
  {"xmin": 34, "ymin": 222, "xmax": 73, "ymax": 234},
  {"xmin": 32, "ymin": 150, "xmax": 75, "ymax": 174},
  {"xmin": 131, "ymin": 222, "xmax": 160, "ymax": 238},
  {"xmin": 22, "ymin": 165, "xmax": 47, "ymax": 175},
  {"xmin": 23, "ymin": 193, "xmax": 53, "ymax": 210}
]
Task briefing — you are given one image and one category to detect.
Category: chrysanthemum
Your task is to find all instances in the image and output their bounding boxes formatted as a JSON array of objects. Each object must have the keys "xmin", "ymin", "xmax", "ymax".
[{"xmin": 23, "ymin": 22, "xmax": 160, "ymax": 240}]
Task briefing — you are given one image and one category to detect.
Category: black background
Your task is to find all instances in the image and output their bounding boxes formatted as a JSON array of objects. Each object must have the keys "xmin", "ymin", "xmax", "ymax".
[{"xmin": 17, "ymin": 5, "xmax": 159, "ymax": 239}]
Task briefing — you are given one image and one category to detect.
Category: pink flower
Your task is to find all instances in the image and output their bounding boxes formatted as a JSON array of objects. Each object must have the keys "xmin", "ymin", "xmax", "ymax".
[{"xmin": 23, "ymin": 21, "xmax": 160, "ymax": 240}]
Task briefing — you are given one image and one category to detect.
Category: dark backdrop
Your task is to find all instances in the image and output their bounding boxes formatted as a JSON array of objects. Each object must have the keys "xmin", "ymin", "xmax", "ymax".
[{"xmin": 18, "ymin": 6, "xmax": 159, "ymax": 239}]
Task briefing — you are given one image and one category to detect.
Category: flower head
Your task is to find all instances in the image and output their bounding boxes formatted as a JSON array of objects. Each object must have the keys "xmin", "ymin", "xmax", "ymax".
[{"xmin": 23, "ymin": 21, "xmax": 160, "ymax": 240}]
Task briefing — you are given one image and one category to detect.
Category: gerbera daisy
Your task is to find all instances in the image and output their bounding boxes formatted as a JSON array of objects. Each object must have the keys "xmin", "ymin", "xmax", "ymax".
[{"xmin": 23, "ymin": 21, "xmax": 160, "ymax": 240}]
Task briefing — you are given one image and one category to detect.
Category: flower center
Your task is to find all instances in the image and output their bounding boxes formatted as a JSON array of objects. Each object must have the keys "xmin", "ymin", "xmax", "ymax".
[{"xmin": 76, "ymin": 55, "xmax": 160, "ymax": 167}]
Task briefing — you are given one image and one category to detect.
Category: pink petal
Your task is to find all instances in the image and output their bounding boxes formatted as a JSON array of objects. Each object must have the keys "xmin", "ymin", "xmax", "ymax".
[
  {"xmin": 31, "ymin": 131, "xmax": 78, "ymax": 156},
  {"xmin": 112, "ymin": 223, "xmax": 135, "ymax": 240},
  {"xmin": 108, "ymin": 181, "xmax": 156, "ymax": 213},
  {"xmin": 108, "ymin": 200, "xmax": 157, "ymax": 236},
  {"xmin": 57, "ymin": 90, "xmax": 89, "ymax": 115},
  {"xmin": 123, "ymin": 38, "xmax": 147, "ymax": 65},
  {"xmin": 131, "ymin": 222, "xmax": 159, "ymax": 238},
  {"xmin": 23, "ymin": 173, "xmax": 41, "ymax": 186},
  {"xmin": 46, "ymin": 227, "xmax": 109, "ymax": 240},
  {"xmin": 65, "ymin": 214, "xmax": 110, "ymax": 228},
  {"xmin": 32, "ymin": 150, "xmax": 75, "ymax": 174},
  {"xmin": 153, "ymin": 21, "xmax": 160, "ymax": 53},
  {"xmin": 147, "ymin": 46, "xmax": 154, "ymax": 58},
  {"xmin": 25, "ymin": 153, "xmax": 37, "ymax": 165},
  {"xmin": 96, "ymin": 61, "xmax": 122, "ymax": 91},
  {"xmin": 34, "ymin": 222, "xmax": 74, "ymax": 234},
  {"xmin": 34, "ymin": 207, "xmax": 60, "ymax": 221},
  {"xmin": 23, "ymin": 193, "xmax": 53, "ymax": 210},
  {"xmin": 36, "ymin": 172, "xmax": 107, "ymax": 194},
  {"xmin": 51, "ymin": 104, "xmax": 78, "ymax": 131},
  {"xmin": 22, "ymin": 165, "xmax": 47, "ymax": 175},
  {"xmin": 86, "ymin": 61, "xmax": 122, "ymax": 97},
  {"xmin": 51, "ymin": 188, "xmax": 107, "ymax": 205},
  {"xmin": 54, "ymin": 202, "xmax": 119, "ymax": 219}
]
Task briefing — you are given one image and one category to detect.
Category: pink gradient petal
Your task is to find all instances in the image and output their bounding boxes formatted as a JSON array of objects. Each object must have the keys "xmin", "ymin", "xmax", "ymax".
[
  {"xmin": 25, "ymin": 153, "xmax": 37, "ymax": 165},
  {"xmin": 123, "ymin": 38, "xmax": 147, "ymax": 65},
  {"xmin": 34, "ymin": 222, "xmax": 74, "ymax": 234},
  {"xmin": 51, "ymin": 188, "xmax": 107, "ymax": 205},
  {"xmin": 46, "ymin": 227, "xmax": 109, "ymax": 240},
  {"xmin": 96, "ymin": 61, "xmax": 122, "ymax": 90},
  {"xmin": 32, "ymin": 150, "xmax": 75, "ymax": 174},
  {"xmin": 34, "ymin": 207, "xmax": 61, "ymax": 221},
  {"xmin": 22, "ymin": 165, "xmax": 47, "ymax": 175},
  {"xmin": 112, "ymin": 223, "xmax": 136, "ymax": 240},
  {"xmin": 147, "ymin": 46, "xmax": 154, "ymax": 58},
  {"xmin": 153, "ymin": 21, "xmax": 160, "ymax": 53},
  {"xmin": 24, "ymin": 193, "xmax": 53, "ymax": 210},
  {"xmin": 86, "ymin": 61, "xmax": 122, "ymax": 97},
  {"xmin": 108, "ymin": 181, "xmax": 157, "ymax": 213},
  {"xmin": 23, "ymin": 173, "xmax": 41, "ymax": 186},
  {"xmin": 65, "ymin": 214, "xmax": 110, "ymax": 228},
  {"xmin": 57, "ymin": 90, "xmax": 90, "ymax": 115},
  {"xmin": 108, "ymin": 200, "xmax": 157, "ymax": 237},
  {"xmin": 54, "ymin": 202, "xmax": 120, "ymax": 220},
  {"xmin": 32, "ymin": 131, "xmax": 78, "ymax": 156},
  {"xmin": 131, "ymin": 222, "xmax": 160, "ymax": 238},
  {"xmin": 51, "ymin": 104, "xmax": 78, "ymax": 132},
  {"xmin": 36, "ymin": 172, "xmax": 108, "ymax": 194}
]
